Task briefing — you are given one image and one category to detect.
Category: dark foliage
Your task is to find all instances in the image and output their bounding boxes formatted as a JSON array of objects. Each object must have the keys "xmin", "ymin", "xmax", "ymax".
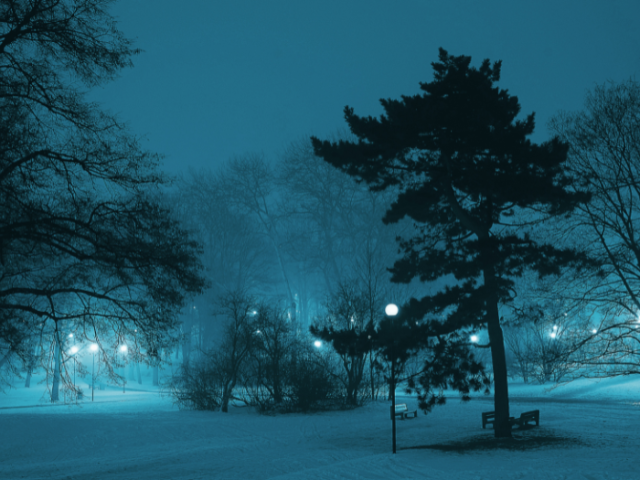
[
  {"xmin": 285, "ymin": 354, "xmax": 337, "ymax": 412},
  {"xmin": 0, "ymin": 0, "xmax": 206, "ymax": 365},
  {"xmin": 311, "ymin": 48, "xmax": 596, "ymax": 436},
  {"xmin": 313, "ymin": 314, "xmax": 490, "ymax": 414}
]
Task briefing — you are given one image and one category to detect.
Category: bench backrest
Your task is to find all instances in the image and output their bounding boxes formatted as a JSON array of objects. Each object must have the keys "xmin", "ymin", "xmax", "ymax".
[{"xmin": 395, "ymin": 404, "xmax": 408, "ymax": 412}]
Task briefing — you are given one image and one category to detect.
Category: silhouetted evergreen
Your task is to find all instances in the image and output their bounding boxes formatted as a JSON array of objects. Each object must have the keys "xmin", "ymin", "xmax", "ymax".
[
  {"xmin": 311, "ymin": 316, "xmax": 490, "ymax": 413},
  {"xmin": 311, "ymin": 48, "xmax": 595, "ymax": 437}
]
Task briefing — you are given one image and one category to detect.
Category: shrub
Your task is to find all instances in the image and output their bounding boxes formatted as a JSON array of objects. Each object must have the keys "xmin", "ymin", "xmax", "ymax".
[
  {"xmin": 286, "ymin": 355, "xmax": 337, "ymax": 412},
  {"xmin": 164, "ymin": 361, "xmax": 222, "ymax": 410}
]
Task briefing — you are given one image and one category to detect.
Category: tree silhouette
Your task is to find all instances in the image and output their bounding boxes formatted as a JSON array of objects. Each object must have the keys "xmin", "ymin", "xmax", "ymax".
[
  {"xmin": 312, "ymin": 313, "xmax": 489, "ymax": 453},
  {"xmin": 0, "ymin": 0, "xmax": 205, "ymax": 398},
  {"xmin": 311, "ymin": 48, "xmax": 594, "ymax": 437}
]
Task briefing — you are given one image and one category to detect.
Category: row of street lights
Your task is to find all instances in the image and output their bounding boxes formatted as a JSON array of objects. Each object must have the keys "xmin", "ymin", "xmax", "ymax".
[
  {"xmin": 68, "ymin": 342, "xmax": 129, "ymax": 401},
  {"xmin": 468, "ymin": 325, "xmax": 600, "ymax": 343}
]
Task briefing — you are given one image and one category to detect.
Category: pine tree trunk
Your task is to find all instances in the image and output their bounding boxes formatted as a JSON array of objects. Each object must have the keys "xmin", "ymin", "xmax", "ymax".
[
  {"xmin": 136, "ymin": 361, "xmax": 142, "ymax": 385},
  {"xmin": 485, "ymin": 269, "xmax": 512, "ymax": 438}
]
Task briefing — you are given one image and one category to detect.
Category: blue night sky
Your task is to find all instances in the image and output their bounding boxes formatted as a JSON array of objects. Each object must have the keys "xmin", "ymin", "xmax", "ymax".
[{"xmin": 91, "ymin": 0, "xmax": 640, "ymax": 176}]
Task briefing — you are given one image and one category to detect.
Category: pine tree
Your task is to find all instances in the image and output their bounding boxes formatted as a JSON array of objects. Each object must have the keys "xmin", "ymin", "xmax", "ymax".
[{"xmin": 311, "ymin": 48, "xmax": 594, "ymax": 437}]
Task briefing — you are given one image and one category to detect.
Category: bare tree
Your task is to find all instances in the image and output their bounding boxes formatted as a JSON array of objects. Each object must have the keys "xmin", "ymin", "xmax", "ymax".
[
  {"xmin": 212, "ymin": 291, "xmax": 256, "ymax": 412},
  {"xmin": 549, "ymin": 79, "xmax": 640, "ymax": 375},
  {"xmin": 279, "ymin": 137, "xmax": 361, "ymax": 290},
  {"xmin": 174, "ymin": 170, "xmax": 274, "ymax": 295},
  {"xmin": 217, "ymin": 154, "xmax": 298, "ymax": 325},
  {"xmin": 312, "ymin": 282, "xmax": 372, "ymax": 405},
  {"xmin": 244, "ymin": 305, "xmax": 297, "ymax": 406},
  {"xmin": 0, "ymin": 1, "xmax": 205, "ymax": 400},
  {"xmin": 166, "ymin": 292, "xmax": 296, "ymax": 412}
]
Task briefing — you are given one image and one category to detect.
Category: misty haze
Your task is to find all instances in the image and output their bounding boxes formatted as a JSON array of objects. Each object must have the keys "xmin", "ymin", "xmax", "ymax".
[{"xmin": 1, "ymin": 1, "xmax": 640, "ymax": 479}]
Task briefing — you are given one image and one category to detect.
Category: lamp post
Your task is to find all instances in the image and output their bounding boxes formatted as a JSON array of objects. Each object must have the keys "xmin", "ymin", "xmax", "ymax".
[
  {"xmin": 90, "ymin": 343, "xmax": 98, "ymax": 401},
  {"xmin": 385, "ymin": 303, "xmax": 399, "ymax": 454},
  {"xmin": 119, "ymin": 345, "xmax": 128, "ymax": 393}
]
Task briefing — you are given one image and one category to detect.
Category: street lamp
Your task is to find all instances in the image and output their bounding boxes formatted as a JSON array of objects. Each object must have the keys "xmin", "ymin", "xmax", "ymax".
[
  {"xmin": 385, "ymin": 303, "xmax": 399, "ymax": 455},
  {"xmin": 90, "ymin": 343, "xmax": 98, "ymax": 401},
  {"xmin": 313, "ymin": 340, "xmax": 322, "ymax": 348},
  {"xmin": 385, "ymin": 304, "xmax": 399, "ymax": 316},
  {"xmin": 119, "ymin": 345, "xmax": 128, "ymax": 393}
]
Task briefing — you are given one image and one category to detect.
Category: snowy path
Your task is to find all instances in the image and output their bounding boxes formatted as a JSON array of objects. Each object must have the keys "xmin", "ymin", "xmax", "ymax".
[{"xmin": 1, "ymin": 378, "xmax": 639, "ymax": 479}]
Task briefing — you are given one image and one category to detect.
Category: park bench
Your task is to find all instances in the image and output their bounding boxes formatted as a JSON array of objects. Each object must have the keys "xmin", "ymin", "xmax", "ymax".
[
  {"xmin": 482, "ymin": 409, "xmax": 539, "ymax": 429},
  {"xmin": 391, "ymin": 403, "xmax": 418, "ymax": 420}
]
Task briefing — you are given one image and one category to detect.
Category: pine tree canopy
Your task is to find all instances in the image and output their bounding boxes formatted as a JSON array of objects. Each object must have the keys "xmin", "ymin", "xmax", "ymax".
[{"xmin": 311, "ymin": 48, "xmax": 596, "ymax": 332}]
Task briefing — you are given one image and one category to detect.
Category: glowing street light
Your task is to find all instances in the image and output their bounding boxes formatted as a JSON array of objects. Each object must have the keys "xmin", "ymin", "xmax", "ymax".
[
  {"xmin": 90, "ymin": 343, "xmax": 98, "ymax": 401},
  {"xmin": 470, "ymin": 335, "xmax": 479, "ymax": 343},
  {"xmin": 385, "ymin": 304, "xmax": 399, "ymax": 317},
  {"xmin": 313, "ymin": 340, "xmax": 322, "ymax": 348},
  {"xmin": 550, "ymin": 332, "xmax": 557, "ymax": 339}
]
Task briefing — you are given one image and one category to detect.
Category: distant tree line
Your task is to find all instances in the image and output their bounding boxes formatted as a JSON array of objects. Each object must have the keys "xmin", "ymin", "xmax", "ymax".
[{"xmin": 2, "ymin": 1, "xmax": 640, "ymax": 435}]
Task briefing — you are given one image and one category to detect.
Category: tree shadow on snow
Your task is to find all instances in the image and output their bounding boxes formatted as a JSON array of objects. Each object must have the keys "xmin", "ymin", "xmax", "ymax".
[{"xmin": 401, "ymin": 428, "xmax": 585, "ymax": 453}]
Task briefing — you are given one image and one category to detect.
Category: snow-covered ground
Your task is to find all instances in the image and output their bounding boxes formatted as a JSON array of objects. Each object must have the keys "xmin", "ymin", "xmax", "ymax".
[{"xmin": 1, "ymin": 374, "xmax": 639, "ymax": 479}]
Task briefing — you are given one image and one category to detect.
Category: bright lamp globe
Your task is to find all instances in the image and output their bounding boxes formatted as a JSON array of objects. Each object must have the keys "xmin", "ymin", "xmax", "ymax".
[{"xmin": 385, "ymin": 304, "xmax": 399, "ymax": 316}]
